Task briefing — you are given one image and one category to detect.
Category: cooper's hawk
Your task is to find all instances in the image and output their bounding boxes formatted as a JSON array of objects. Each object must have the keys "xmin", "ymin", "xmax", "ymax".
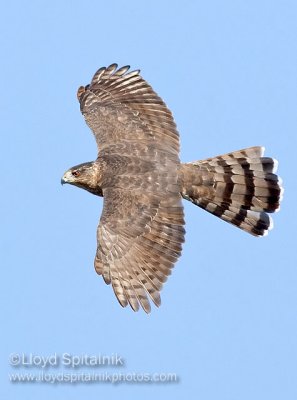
[{"xmin": 61, "ymin": 64, "xmax": 283, "ymax": 313}]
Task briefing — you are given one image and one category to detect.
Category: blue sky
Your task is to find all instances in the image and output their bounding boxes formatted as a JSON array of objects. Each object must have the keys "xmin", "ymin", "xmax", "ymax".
[{"xmin": 1, "ymin": 1, "xmax": 296, "ymax": 399}]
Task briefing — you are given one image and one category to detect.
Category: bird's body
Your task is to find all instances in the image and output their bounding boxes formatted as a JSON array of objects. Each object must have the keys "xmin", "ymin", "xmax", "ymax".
[{"xmin": 62, "ymin": 64, "xmax": 283, "ymax": 313}]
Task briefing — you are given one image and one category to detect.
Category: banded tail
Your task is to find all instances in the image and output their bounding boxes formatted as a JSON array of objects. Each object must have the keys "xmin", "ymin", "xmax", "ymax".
[{"xmin": 179, "ymin": 146, "xmax": 283, "ymax": 236}]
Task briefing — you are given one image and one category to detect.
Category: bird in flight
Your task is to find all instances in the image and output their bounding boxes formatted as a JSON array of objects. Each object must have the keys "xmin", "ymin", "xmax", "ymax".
[{"xmin": 61, "ymin": 64, "xmax": 283, "ymax": 313}]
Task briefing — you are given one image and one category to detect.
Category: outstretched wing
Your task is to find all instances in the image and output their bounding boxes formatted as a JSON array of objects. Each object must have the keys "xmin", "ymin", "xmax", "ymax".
[
  {"xmin": 96, "ymin": 187, "xmax": 184, "ymax": 313},
  {"xmin": 77, "ymin": 63, "xmax": 180, "ymax": 156},
  {"xmin": 77, "ymin": 64, "xmax": 185, "ymax": 312}
]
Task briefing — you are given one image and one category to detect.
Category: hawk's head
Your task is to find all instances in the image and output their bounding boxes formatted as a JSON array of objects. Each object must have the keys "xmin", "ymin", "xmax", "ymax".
[{"xmin": 61, "ymin": 162, "xmax": 103, "ymax": 196}]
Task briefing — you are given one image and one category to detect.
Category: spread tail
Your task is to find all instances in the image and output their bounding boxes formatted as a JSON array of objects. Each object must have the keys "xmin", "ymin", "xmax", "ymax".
[{"xmin": 180, "ymin": 146, "xmax": 283, "ymax": 236}]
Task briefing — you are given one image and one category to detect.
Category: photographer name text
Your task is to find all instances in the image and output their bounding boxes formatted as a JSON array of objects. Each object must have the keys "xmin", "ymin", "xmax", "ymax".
[{"xmin": 9, "ymin": 353, "xmax": 124, "ymax": 368}]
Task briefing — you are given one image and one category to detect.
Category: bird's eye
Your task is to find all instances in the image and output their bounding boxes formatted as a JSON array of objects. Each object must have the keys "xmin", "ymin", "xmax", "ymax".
[{"xmin": 72, "ymin": 170, "xmax": 80, "ymax": 177}]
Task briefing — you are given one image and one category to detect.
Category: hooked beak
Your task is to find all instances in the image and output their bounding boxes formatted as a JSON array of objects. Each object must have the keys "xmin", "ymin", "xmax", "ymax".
[{"xmin": 61, "ymin": 171, "xmax": 70, "ymax": 185}]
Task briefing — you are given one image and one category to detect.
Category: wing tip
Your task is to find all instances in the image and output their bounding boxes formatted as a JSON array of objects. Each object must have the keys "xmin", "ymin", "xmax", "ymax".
[{"xmin": 89, "ymin": 63, "xmax": 140, "ymax": 85}]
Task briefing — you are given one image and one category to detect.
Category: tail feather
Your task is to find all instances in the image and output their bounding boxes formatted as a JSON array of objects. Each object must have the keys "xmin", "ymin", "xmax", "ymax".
[{"xmin": 180, "ymin": 146, "xmax": 283, "ymax": 236}]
